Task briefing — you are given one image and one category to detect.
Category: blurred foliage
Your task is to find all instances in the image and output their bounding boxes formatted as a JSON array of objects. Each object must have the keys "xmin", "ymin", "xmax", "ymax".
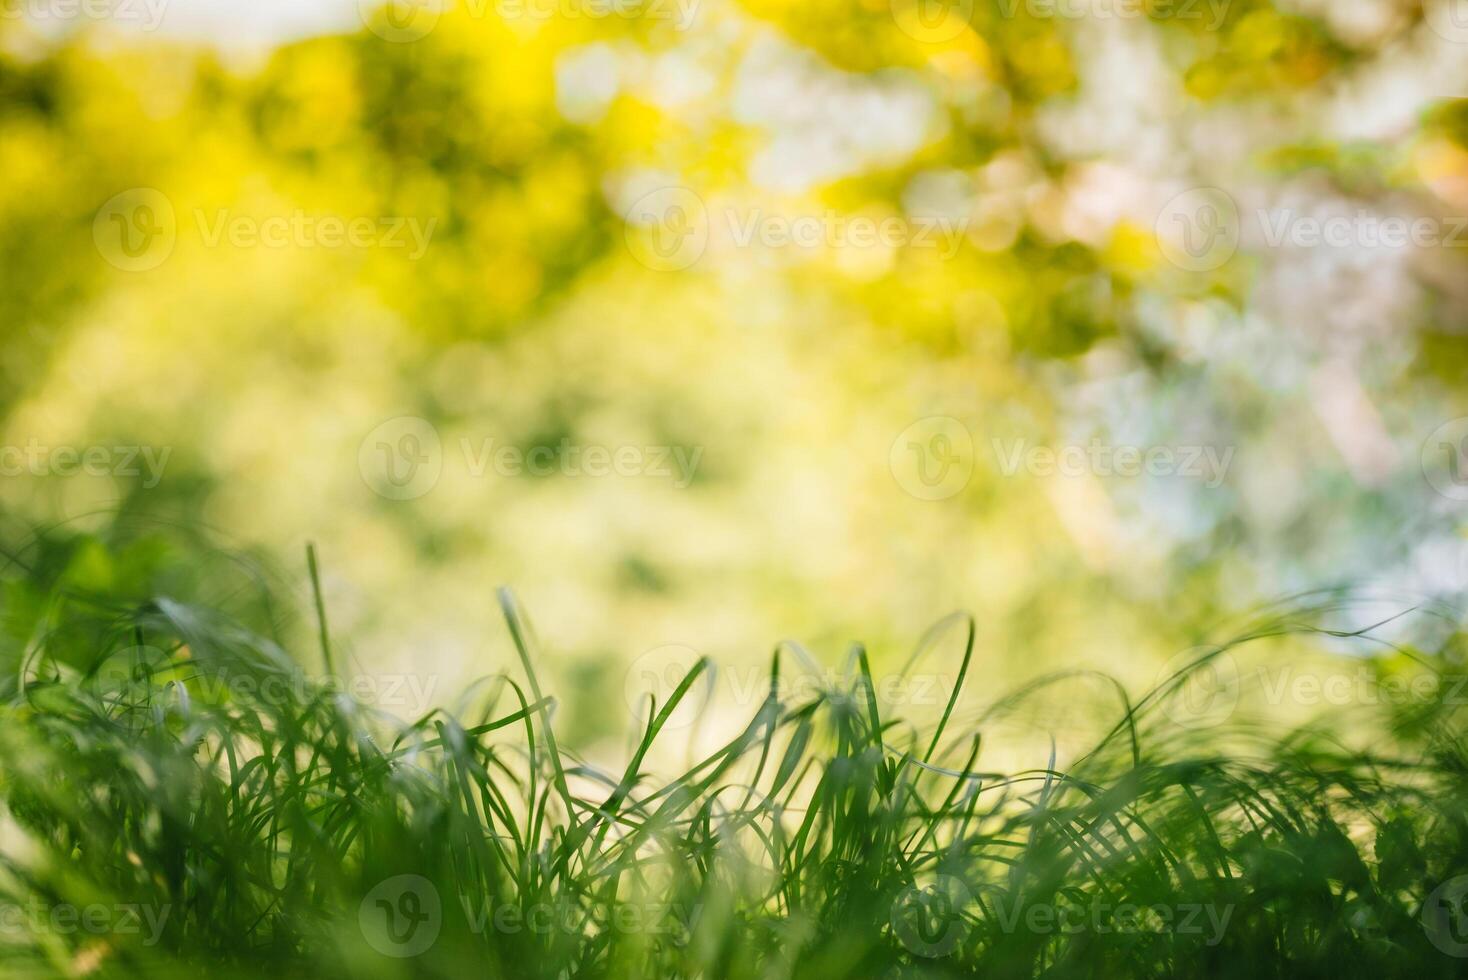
[{"xmin": 0, "ymin": 0, "xmax": 1466, "ymax": 747}]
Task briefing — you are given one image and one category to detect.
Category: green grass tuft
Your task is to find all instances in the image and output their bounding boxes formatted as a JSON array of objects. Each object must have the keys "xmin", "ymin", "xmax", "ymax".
[{"xmin": 0, "ymin": 530, "xmax": 1466, "ymax": 978}]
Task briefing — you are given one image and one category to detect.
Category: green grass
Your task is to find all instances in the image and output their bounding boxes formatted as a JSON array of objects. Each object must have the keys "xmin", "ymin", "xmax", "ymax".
[{"xmin": 1, "ymin": 527, "xmax": 1468, "ymax": 978}]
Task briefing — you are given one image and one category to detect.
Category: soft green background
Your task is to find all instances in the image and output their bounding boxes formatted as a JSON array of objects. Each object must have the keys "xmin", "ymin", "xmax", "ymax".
[{"xmin": 2, "ymin": 0, "xmax": 1467, "ymax": 750}]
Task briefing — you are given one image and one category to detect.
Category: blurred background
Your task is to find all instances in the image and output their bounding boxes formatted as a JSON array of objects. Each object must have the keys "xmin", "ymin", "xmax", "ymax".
[{"xmin": 2, "ymin": 0, "xmax": 1468, "ymax": 750}]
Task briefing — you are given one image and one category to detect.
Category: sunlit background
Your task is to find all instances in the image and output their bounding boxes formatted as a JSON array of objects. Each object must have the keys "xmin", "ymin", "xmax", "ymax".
[{"xmin": 3, "ymin": 0, "xmax": 1468, "ymax": 754}]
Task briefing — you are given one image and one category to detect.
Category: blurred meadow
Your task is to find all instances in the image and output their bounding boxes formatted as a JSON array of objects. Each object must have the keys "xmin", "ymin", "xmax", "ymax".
[
  {"xmin": 3, "ymin": 0, "xmax": 1468, "ymax": 761},
  {"xmin": 10, "ymin": 4, "xmax": 1468, "ymax": 978}
]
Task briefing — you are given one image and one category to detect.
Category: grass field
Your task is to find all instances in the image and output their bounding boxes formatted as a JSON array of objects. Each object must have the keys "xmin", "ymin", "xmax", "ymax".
[
  {"xmin": 1, "ymin": 528, "xmax": 1467, "ymax": 979},
  {"xmin": 4, "ymin": 3, "xmax": 1467, "ymax": 978}
]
